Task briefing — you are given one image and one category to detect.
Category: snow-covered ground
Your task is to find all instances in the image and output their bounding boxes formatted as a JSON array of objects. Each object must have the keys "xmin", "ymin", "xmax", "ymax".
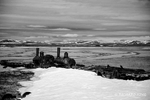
[{"xmin": 19, "ymin": 68, "xmax": 150, "ymax": 100}]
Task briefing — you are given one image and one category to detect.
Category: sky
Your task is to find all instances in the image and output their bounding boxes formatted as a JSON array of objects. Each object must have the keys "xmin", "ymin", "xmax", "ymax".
[{"xmin": 0, "ymin": 0, "xmax": 150, "ymax": 38}]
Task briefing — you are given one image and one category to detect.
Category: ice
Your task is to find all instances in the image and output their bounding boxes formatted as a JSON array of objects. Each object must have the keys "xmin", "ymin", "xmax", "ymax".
[{"xmin": 20, "ymin": 67, "xmax": 150, "ymax": 100}]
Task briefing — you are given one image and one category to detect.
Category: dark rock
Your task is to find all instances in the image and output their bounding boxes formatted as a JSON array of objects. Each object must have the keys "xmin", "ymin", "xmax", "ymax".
[
  {"xmin": 21, "ymin": 92, "xmax": 31, "ymax": 98},
  {"xmin": 2, "ymin": 94, "xmax": 16, "ymax": 100}
]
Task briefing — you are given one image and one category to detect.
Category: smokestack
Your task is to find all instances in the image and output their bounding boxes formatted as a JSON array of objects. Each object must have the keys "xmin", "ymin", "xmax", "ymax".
[
  {"xmin": 57, "ymin": 47, "xmax": 60, "ymax": 58},
  {"xmin": 64, "ymin": 52, "xmax": 69, "ymax": 58},
  {"xmin": 40, "ymin": 51, "xmax": 44, "ymax": 57},
  {"xmin": 36, "ymin": 48, "xmax": 39, "ymax": 56}
]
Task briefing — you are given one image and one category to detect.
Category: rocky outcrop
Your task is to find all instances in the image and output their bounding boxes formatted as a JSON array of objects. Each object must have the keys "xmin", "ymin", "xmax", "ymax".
[
  {"xmin": 1, "ymin": 92, "xmax": 31, "ymax": 100},
  {"xmin": 0, "ymin": 70, "xmax": 34, "ymax": 100}
]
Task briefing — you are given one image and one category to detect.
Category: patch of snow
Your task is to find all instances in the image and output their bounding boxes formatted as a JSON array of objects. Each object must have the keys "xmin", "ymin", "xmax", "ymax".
[{"xmin": 20, "ymin": 68, "xmax": 150, "ymax": 100}]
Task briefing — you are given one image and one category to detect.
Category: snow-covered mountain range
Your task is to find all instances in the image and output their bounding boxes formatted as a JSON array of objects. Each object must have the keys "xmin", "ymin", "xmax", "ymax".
[{"xmin": 0, "ymin": 36, "xmax": 150, "ymax": 47}]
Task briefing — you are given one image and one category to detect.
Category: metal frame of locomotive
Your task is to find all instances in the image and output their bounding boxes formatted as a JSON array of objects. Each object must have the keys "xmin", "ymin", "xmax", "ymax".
[
  {"xmin": 0, "ymin": 47, "xmax": 76, "ymax": 69},
  {"xmin": 33, "ymin": 47, "xmax": 76, "ymax": 68}
]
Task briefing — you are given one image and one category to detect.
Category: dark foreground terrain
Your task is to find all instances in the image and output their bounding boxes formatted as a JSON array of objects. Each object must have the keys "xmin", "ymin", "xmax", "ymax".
[{"xmin": 0, "ymin": 70, "xmax": 34, "ymax": 100}]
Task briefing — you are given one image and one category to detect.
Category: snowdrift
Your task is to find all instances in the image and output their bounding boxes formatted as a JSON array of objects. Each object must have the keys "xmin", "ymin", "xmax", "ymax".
[{"xmin": 20, "ymin": 68, "xmax": 150, "ymax": 100}]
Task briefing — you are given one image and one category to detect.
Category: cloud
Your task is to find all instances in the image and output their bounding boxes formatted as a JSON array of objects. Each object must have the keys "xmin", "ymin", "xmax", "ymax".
[
  {"xmin": 112, "ymin": 15, "xmax": 150, "ymax": 21},
  {"xmin": 0, "ymin": 0, "xmax": 150, "ymax": 35},
  {"xmin": 27, "ymin": 25, "xmax": 47, "ymax": 28},
  {"xmin": 101, "ymin": 23, "xmax": 130, "ymax": 26},
  {"xmin": 61, "ymin": 34, "xmax": 79, "ymax": 37},
  {"xmin": 49, "ymin": 28, "xmax": 71, "ymax": 31},
  {"xmin": 138, "ymin": 0, "xmax": 150, "ymax": 5}
]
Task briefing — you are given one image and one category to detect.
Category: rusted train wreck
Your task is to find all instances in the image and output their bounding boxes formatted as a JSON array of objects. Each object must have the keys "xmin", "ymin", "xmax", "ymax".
[
  {"xmin": 32, "ymin": 47, "xmax": 76, "ymax": 68},
  {"xmin": 0, "ymin": 47, "xmax": 150, "ymax": 81},
  {"xmin": 0, "ymin": 47, "xmax": 76, "ymax": 69}
]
